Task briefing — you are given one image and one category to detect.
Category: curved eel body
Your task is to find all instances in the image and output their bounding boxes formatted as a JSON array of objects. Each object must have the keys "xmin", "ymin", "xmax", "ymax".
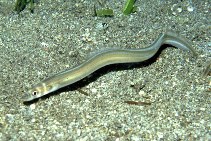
[{"xmin": 23, "ymin": 31, "xmax": 196, "ymax": 102}]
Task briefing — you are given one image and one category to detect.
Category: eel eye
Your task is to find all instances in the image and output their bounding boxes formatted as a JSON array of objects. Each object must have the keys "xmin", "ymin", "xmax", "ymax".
[{"xmin": 32, "ymin": 91, "xmax": 38, "ymax": 96}]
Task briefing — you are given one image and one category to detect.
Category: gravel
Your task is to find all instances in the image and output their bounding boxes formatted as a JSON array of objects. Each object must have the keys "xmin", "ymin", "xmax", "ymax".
[{"xmin": 0, "ymin": 0, "xmax": 210, "ymax": 140}]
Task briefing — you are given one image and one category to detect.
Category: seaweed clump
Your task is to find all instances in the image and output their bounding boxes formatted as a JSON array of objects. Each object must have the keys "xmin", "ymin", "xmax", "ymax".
[{"xmin": 15, "ymin": 0, "xmax": 35, "ymax": 13}]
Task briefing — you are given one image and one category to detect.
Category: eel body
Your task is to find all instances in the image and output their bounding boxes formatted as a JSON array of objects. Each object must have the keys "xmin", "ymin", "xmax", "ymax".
[{"xmin": 23, "ymin": 31, "xmax": 196, "ymax": 102}]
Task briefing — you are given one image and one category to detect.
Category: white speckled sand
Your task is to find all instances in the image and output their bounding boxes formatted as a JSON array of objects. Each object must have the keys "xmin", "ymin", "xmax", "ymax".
[{"xmin": 0, "ymin": 0, "xmax": 210, "ymax": 140}]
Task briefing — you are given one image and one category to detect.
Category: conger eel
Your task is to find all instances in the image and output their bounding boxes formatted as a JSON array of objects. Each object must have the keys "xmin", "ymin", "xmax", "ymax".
[{"xmin": 23, "ymin": 31, "xmax": 196, "ymax": 102}]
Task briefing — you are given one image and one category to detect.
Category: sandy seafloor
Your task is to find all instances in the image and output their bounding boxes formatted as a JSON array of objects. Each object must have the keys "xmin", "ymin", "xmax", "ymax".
[{"xmin": 0, "ymin": 0, "xmax": 210, "ymax": 140}]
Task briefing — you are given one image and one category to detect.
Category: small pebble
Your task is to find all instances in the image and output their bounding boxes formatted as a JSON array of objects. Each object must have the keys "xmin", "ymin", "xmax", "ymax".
[
  {"xmin": 187, "ymin": 6, "xmax": 194, "ymax": 12},
  {"xmin": 139, "ymin": 90, "xmax": 145, "ymax": 96},
  {"xmin": 5, "ymin": 114, "xmax": 15, "ymax": 123},
  {"xmin": 30, "ymin": 104, "xmax": 36, "ymax": 110}
]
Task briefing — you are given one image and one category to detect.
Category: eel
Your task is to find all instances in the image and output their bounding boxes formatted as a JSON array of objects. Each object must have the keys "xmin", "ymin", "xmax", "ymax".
[{"xmin": 22, "ymin": 31, "xmax": 196, "ymax": 102}]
